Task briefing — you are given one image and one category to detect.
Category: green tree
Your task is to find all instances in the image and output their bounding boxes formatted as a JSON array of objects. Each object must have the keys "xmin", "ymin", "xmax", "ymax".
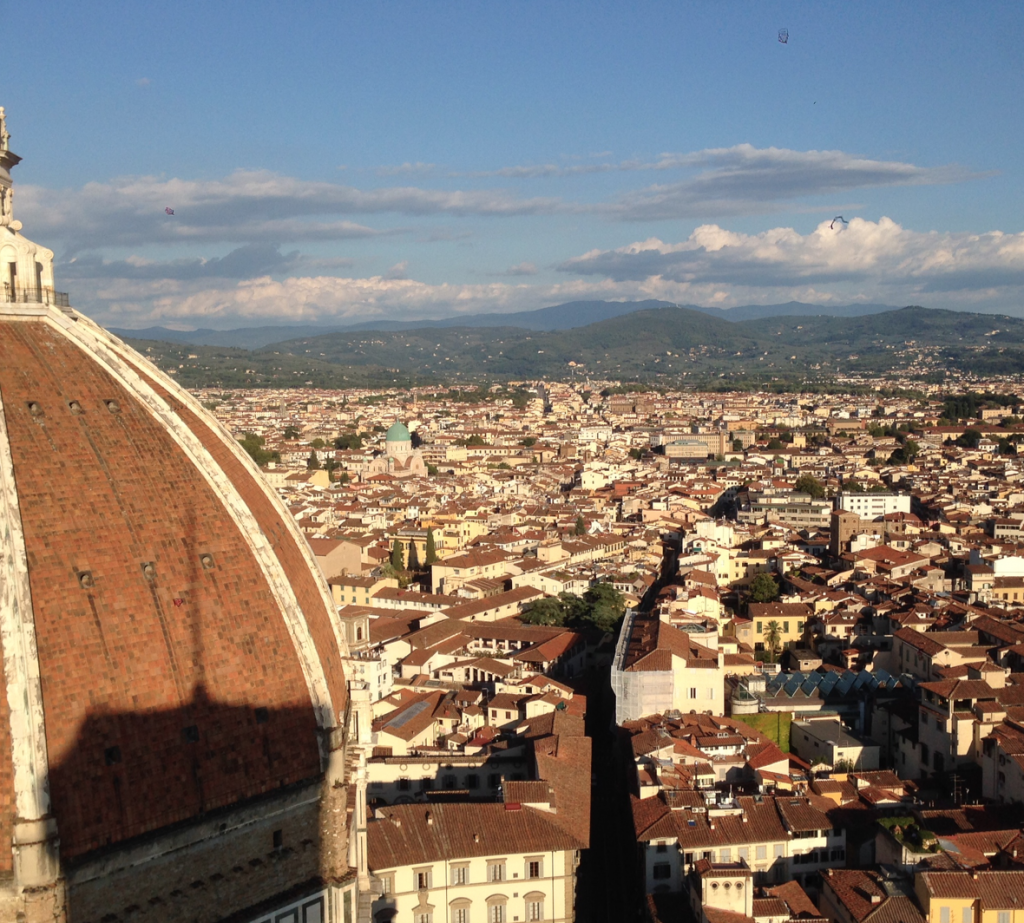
[
  {"xmin": 238, "ymin": 433, "xmax": 281, "ymax": 467},
  {"xmin": 323, "ymin": 457, "xmax": 339, "ymax": 480},
  {"xmin": 749, "ymin": 572, "xmax": 780, "ymax": 604},
  {"xmin": 843, "ymin": 480, "xmax": 863, "ymax": 493},
  {"xmin": 309, "ymin": 437, "xmax": 326, "ymax": 450},
  {"xmin": 957, "ymin": 428, "xmax": 982, "ymax": 449},
  {"xmin": 520, "ymin": 437, "xmax": 537, "ymax": 447},
  {"xmin": 762, "ymin": 620, "xmax": 783, "ymax": 661},
  {"xmin": 455, "ymin": 434, "xmax": 488, "ymax": 447},
  {"xmin": 306, "ymin": 451, "xmax": 321, "ymax": 470},
  {"xmin": 283, "ymin": 425, "xmax": 300, "ymax": 440},
  {"xmin": 580, "ymin": 583, "xmax": 626, "ymax": 633},
  {"xmin": 426, "ymin": 463, "xmax": 439, "ymax": 476},
  {"xmin": 390, "ymin": 539, "xmax": 405, "ymax": 571},
  {"xmin": 425, "ymin": 528, "xmax": 439, "ymax": 565},
  {"xmin": 794, "ymin": 474, "xmax": 825, "ymax": 499},
  {"xmin": 521, "ymin": 597, "xmax": 566, "ymax": 627},
  {"xmin": 334, "ymin": 432, "xmax": 363, "ymax": 450},
  {"xmin": 574, "ymin": 515, "xmax": 586, "ymax": 536},
  {"xmin": 767, "ymin": 438, "xmax": 784, "ymax": 450},
  {"xmin": 732, "ymin": 439, "xmax": 743, "ymax": 452}
]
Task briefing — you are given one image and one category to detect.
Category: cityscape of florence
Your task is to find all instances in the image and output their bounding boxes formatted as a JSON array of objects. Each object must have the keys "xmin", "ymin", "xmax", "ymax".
[{"xmin": 4, "ymin": 4, "xmax": 1024, "ymax": 923}]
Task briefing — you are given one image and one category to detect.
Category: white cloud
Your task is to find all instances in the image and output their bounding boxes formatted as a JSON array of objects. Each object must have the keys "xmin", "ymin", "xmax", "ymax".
[
  {"xmin": 17, "ymin": 169, "xmax": 563, "ymax": 252},
  {"xmin": 15, "ymin": 145, "xmax": 981, "ymax": 257},
  {"xmin": 376, "ymin": 162, "xmax": 436, "ymax": 177},
  {"xmin": 460, "ymin": 145, "xmax": 980, "ymax": 222},
  {"xmin": 605, "ymin": 145, "xmax": 983, "ymax": 220},
  {"xmin": 559, "ymin": 217, "xmax": 1024, "ymax": 302}
]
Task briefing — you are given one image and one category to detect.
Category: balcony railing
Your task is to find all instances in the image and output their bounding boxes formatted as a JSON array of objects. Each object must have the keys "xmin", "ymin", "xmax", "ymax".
[{"xmin": 1, "ymin": 283, "xmax": 70, "ymax": 307}]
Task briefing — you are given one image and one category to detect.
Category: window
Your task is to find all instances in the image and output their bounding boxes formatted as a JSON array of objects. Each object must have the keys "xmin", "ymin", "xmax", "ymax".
[
  {"xmin": 398, "ymin": 778, "xmax": 410, "ymax": 791},
  {"xmin": 774, "ymin": 844, "xmax": 784, "ymax": 859},
  {"xmin": 689, "ymin": 688, "xmax": 698, "ymax": 699},
  {"xmin": 488, "ymin": 904, "xmax": 506, "ymax": 923},
  {"xmin": 416, "ymin": 914, "xmax": 432, "ymax": 923},
  {"xmin": 466, "ymin": 774, "xmax": 480, "ymax": 789},
  {"xmin": 757, "ymin": 622, "xmax": 763, "ymax": 634},
  {"xmin": 443, "ymin": 774, "xmax": 457, "ymax": 788},
  {"xmin": 380, "ymin": 875, "xmax": 393, "ymax": 895},
  {"xmin": 941, "ymin": 908, "xmax": 951, "ymax": 923},
  {"xmin": 451, "ymin": 864, "xmax": 469, "ymax": 886},
  {"xmin": 720, "ymin": 848, "xmax": 731, "ymax": 862},
  {"xmin": 527, "ymin": 859, "xmax": 542, "ymax": 879},
  {"xmin": 962, "ymin": 909, "xmax": 972, "ymax": 923},
  {"xmin": 453, "ymin": 909, "xmax": 468, "ymax": 923},
  {"xmin": 527, "ymin": 899, "xmax": 544, "ymax": 921},
  {"xmin": 653, "ymin": 864, "xmax": 671, "ymax": 880},
  {"xmin": 998, "ymin": 913, "xmax": 1009, "ymax": 923},
  {"xmin": 416, "ymin": 869, "xmax": 432, "ymax": 890},
  {"xmin": 756, "ymin": 845, "xmax": 767, "ymax": 861},
  {"xmin": 783, "ymin": 621, "xmax": 790, "ymax": 633},
  {"xmin": 738, "ymin": 847, "xmax": 749, "ymax": 862},
  {"xmin": 488, "ymin": 861, "xmax": 506, "ymax": 882}
]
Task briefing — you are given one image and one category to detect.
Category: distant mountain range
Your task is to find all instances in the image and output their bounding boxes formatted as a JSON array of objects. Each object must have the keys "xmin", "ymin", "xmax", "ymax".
[
  {"xmin": 111, "ymin": 299, "xmax": 902, "ymax": 350},
  {"xmin": 122, "ymin": 303, "xmax": 1024, "ymax": 391}
]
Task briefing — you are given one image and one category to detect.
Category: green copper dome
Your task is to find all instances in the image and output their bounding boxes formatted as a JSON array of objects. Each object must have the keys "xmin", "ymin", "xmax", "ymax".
[{"xmin": 386, "ymin": 421, "xmax": 411, "ymax": 442}]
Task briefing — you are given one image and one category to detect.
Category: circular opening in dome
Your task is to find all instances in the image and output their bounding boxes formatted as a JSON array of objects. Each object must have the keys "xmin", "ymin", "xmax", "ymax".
[
  {"xmin": 106, "ymin": 400, "xmax": 121, "ymax": 413},
  {"xmin": 78, "ymin": 571, "xmax": 94, "ymax": 589}
]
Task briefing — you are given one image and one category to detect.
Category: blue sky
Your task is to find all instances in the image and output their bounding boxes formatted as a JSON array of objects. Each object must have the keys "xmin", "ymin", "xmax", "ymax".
[{"xmin": 5, "ymin": 1, "xmax": 1024, "ymax": 327}]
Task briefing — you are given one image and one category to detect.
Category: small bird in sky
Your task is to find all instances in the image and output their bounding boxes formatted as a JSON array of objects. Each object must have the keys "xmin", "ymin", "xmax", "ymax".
[
  {"xmin": 164, "ymin": 207, "xmax": 175, "ymax": 215},
  {"xmin": 830, "ymin": 216, "xmax": 848, "ymax": 229}
]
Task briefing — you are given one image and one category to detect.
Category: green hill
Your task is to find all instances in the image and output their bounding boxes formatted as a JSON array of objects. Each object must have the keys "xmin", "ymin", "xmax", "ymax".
[{"xmin": 124, "ymin": 305, "xmax": 1024, "ymax": 389}]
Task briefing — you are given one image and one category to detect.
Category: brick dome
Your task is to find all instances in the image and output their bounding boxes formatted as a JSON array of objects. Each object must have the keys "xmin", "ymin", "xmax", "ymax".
[{"xmin": 0, "ymin": 307, "xmax": 350, "ymax": 866}]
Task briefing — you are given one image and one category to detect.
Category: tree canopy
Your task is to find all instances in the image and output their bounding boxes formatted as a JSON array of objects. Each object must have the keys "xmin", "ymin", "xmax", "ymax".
[
  {"xmin": 793, "ymin": 474, "xmax": 825, "ymax": 499},
  {"xmin": 238, "ymin": 433, "xmax": 281, "ymax": 467},
  {"xmin": 520, "ymin": 583, "xmax": 626, "ymax": 634},
  {"xmin": 749, "ymin": 572, "xmax": 780, "ymax": 604}
]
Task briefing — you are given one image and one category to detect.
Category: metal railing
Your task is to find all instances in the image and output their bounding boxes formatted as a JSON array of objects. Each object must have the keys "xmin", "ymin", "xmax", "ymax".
[{"xmin": 1, "ymin": 283, "xmax": 70, "ymax": 307}]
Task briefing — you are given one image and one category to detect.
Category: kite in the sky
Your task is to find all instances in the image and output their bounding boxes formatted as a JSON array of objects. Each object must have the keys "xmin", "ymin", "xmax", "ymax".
[
  {"xmin": 778, "ymin": 28, "xmax": 789, "ymax": 44},
  {"xmin": 165, "ymin": 207, "xmax": 175, "ymax": 215},
  {"xmin": 830, "ymin": 216, "xmax": 848, "ymax": 229}
]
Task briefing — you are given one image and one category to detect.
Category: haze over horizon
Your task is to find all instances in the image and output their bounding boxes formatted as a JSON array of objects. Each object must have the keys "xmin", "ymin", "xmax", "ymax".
[{"xmin": 5, "ymin": 2, "xmax": 1024, "ymax": 328}]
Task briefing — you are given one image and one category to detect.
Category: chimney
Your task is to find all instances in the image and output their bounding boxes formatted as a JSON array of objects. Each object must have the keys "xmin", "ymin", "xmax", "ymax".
[
  {"xmin": 870, "ymin": 896, "xmax": 882, "ymax": 905},
  {"xmin": 742, "ymin": 812, "xmax": 748, "ymax": 823},
  {"xmin": 971, "ymin": 872, "xmax": 979, "ymax": 880},
  {"xmin": 394, "ymin": 817, "xmax": 401, "ymax": 827},
  {"xmin": 473, "ymin": 833, "xmax": 479, "ymax": 843},
  {"xmin": 426, "ymin": 811, "xmax": 433, "ymax": 825}
]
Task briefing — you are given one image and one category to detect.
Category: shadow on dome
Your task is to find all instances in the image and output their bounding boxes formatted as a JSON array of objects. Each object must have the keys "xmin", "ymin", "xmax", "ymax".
[{"xmin": 44, "ymin": 690, "xmax": 354, "ymax": 923}]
